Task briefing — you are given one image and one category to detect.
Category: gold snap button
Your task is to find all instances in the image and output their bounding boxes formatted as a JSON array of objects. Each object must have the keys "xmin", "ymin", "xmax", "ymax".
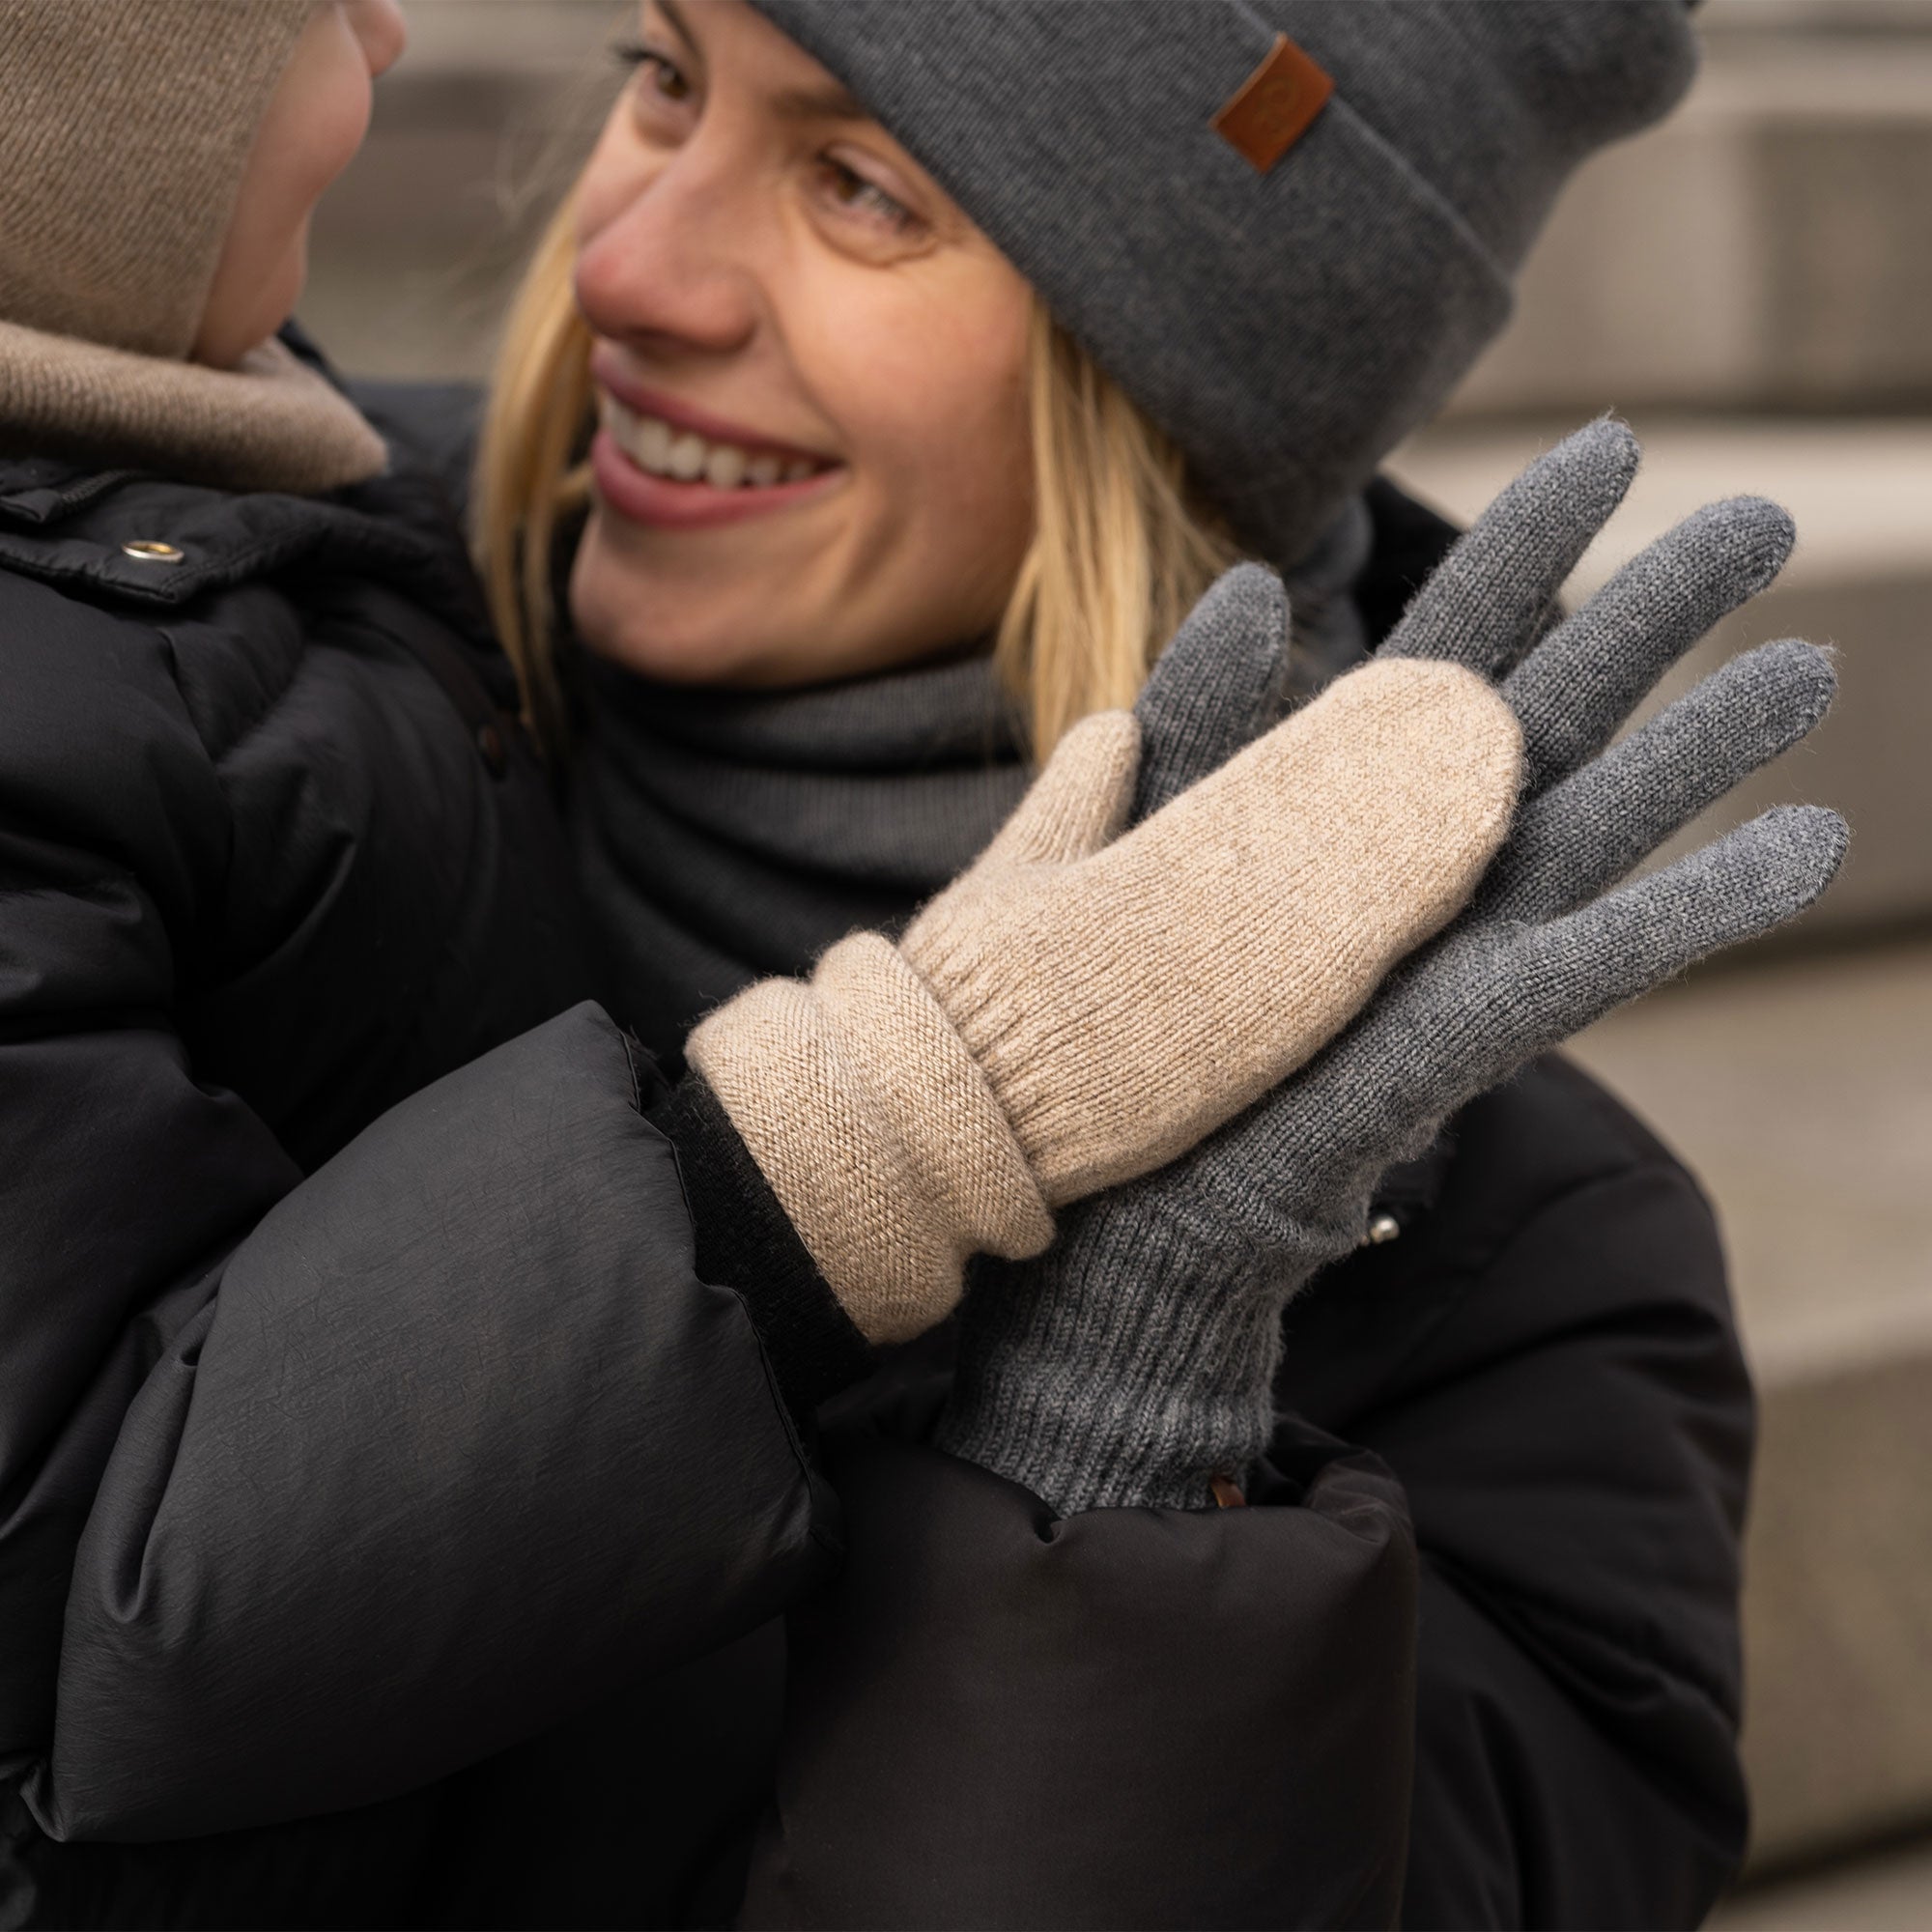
[
  {"xmin": 122, "ymin": 540, "xmax": 184, "ymax": 563},
  {"xmin": 1363, "ymin": 1211, "xmax": 1402, "ymax": 1247}
]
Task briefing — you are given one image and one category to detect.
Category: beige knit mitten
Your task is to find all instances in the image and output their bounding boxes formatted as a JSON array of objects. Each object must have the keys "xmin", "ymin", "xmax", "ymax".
[{"xmin": 689, "ymin": 654, "xmax": 1520, "ymax": 1344}]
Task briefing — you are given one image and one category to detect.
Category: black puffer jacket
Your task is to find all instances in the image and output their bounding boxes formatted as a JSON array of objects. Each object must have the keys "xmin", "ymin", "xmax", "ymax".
[
  {"xmin": 0, "ymin": 401, "xmax": 1750, "ymax": 1931},
  {"xmin": 388, "ymin": 1059, "xmax": 1750, "ymax": 1932},
  {"xmin": 0, "ymin": 385, "xmax": 838, "ymax": 1925}
]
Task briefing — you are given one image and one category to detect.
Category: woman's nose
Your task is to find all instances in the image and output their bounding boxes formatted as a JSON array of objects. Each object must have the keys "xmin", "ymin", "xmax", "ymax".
[{"xmin": 574, "ymin": 148, "xmax": 763, "ymax": 359}]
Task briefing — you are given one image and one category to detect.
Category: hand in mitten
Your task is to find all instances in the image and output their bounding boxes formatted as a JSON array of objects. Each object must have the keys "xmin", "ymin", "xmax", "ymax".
[
  {"xmin": 689, "ymin": 580, "xmax": 1524, "ymax": 1346},
  {"xmin": 935, "ymin": 418, "xmax": 1846, "ymax": 1513}
]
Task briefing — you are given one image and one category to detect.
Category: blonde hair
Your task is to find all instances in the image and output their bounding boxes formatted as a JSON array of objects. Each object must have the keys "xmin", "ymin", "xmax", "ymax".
[{"xmin": 475, "ymin": 195, "xmax": 1243, "ymax": 758}]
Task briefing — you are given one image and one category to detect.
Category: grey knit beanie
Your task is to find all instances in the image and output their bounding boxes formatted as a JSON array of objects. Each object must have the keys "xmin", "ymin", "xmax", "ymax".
[
  {"xmin": 0, "ymin": 0, "xmax": 315, "ymax": 358},
  {"xmin": 748, "ymin": 1, "xmax": 1698, "ymax": 566}
]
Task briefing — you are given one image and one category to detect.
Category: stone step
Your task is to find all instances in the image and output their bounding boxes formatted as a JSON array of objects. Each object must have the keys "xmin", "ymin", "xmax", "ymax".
[
  {"xmin": 1446, "ymin": 26, "xmax": 1932, "ymax": 418},
  {"xmin": 1712, "ymin": 1832, "xmax": 1932, "ymax": 1930},
  {"xmin": 1702, "ymin": 0, "xmax": 1932, "ymax": 29},
  {"xmin": 1570, "ymin": 939, "xmax": 1932, "ymax": 1875},
  {"xmin": 1388, "ymin": 417, "xmax": 1932, "ymax": 939}
]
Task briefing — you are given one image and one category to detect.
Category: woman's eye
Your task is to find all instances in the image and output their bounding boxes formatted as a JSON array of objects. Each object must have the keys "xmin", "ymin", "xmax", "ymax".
[
  {"xmin": 611, "ymin": 40, "xmax": 693, "ymax": 104},
  {"xmin": 818, "ymin": 158, "xmax": 919, "ymax": 236}
]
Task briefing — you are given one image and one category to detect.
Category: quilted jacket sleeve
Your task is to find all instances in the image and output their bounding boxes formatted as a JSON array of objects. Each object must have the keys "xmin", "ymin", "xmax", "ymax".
[
  {"xmin": 34, "ymin": 1006, "xmax": 833, "ymax": 1844},
  {"xmin": 1, "ymin": 581, "xmax": 832, "ymax": 1844}
]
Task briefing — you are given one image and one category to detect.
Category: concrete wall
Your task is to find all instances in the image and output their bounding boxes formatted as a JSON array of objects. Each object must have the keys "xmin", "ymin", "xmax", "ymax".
[{"xmin": 1451, "ymin": 8, "xmax": 1932, "ymax": 417}]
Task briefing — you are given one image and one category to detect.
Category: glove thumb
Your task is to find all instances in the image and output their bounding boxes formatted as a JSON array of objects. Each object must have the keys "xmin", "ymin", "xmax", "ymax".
[
  {"xmin": 1133, "ymin": 563, "xmax": 1290, "ymax": 823},
  {"xmin": 981, "ymin": 710, "xmax": 1141, "ymax": 869}
]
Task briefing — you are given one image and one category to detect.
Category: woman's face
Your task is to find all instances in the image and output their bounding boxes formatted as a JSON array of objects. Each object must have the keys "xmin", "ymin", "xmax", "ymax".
[
  {"xmin": 194, "ymin": 0, "xmax": 409, "ymax": 369},
  {"xmin": 568, "ymin": 0, "xmax": 1037, "ymax": 689}
]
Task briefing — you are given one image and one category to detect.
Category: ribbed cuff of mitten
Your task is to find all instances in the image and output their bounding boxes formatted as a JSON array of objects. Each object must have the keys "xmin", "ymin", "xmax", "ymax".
[
  {"xmin": 934, "ymin": 1188, "xmax": 1298, "ymax": 1514},
  {"xmin": 687, "ymin": 932, "xmax": 1055, "ymax": 1346},
  {"xmin": 648, "ymin": 1073, "xmax": 876, "ymax": 1422}
]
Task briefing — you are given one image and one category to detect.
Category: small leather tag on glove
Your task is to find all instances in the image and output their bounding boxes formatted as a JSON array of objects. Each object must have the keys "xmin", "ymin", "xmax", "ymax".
[{"xmin": 1211, "ymin": 34, "xmax": 1334, "ymax": 174}]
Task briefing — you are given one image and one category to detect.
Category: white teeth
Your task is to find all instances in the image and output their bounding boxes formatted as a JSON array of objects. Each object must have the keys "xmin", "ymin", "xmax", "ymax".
[
  {"xmin": 638, "ymin": 414, "xmax": 671, "ymax": 472},
  {"xmin": 601, "ymin": 391, "xmax": 822, "ymax": 492},
  {"xmin": 667, "ymin": 432, "xmax": 707, "ymax": 481}
]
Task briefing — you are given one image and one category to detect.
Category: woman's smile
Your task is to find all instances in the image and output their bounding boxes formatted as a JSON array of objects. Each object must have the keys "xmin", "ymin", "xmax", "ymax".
[
  {"xmin": 588, "ymin": 345, "xmax": 847, "ymax": 531},
  {"xmin": 591, "ymin": 403, "xmax": 848, "ymax": 532}
]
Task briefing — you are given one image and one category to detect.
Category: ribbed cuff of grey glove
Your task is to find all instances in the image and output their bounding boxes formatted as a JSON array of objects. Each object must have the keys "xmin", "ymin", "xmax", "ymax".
[{"xmin": 933, "ymin": 1183, "xmax": 1324, "ymax": 1514}]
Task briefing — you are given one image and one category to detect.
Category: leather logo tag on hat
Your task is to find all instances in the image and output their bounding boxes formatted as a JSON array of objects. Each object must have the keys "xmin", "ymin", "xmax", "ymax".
[{"xmin": 1211, "ymin": 33, "xmax": 1334, "ymax": 174}]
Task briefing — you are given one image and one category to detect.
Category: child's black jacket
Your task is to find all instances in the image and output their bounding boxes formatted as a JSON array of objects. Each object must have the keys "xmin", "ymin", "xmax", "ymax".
[{"xmin": 0, "ymin": 380, "xmax": 835, "ymax": 1921}]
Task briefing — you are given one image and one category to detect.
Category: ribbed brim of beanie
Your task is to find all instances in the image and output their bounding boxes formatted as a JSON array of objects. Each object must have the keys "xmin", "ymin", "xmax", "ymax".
[
  {"xmin": 749, "ymin": 0, "xmax": 1697, "ymax": 568},
  {"xmin": 0, "ymin": 0, "xmax": 315, "ymax": 358}
]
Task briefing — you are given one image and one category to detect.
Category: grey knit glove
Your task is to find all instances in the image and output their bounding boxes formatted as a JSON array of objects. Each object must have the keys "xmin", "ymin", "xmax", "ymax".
[{"xmin": 934, "ymin": 419, "xmax": 1848, "ymax": 1513}]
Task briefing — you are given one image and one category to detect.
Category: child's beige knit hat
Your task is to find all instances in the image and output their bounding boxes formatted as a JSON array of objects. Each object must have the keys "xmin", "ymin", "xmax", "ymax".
[
  {"xmin": 0, "ymin": 1, "xmax": 317, "ymax": 358},
  {"xmin": 0, "ymin": 2, "xmax": 388, "ymax": 495}
]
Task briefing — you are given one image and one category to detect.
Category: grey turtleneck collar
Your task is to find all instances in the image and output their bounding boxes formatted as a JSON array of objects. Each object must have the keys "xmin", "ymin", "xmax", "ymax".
[
  {"xmin": 567, "ymin": 648, "xmax": 1033, "ymax": 1064},
  {"xmin": 565, "ymin": 502, "xmax": 1372, "ymax": 1067}
]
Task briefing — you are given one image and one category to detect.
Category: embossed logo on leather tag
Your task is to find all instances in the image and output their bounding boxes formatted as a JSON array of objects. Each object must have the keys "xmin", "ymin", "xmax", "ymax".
[{"xmin": 1211, "ymin": 33, "xmax": 1334, "ymax": 174}]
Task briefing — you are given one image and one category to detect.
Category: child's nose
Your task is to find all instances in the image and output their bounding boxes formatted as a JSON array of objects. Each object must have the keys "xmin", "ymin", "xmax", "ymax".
[{"xmin": 348, "ymin": 0, "xmax": 409, "ymax": 81}]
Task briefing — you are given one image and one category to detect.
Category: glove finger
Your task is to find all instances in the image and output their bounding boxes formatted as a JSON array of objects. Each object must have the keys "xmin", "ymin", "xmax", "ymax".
[
  {"xmin": 1189, "ymin": 804, "xmax": 1845, "ymax": 1219},
  {"xmin": 1482, "ymin": 804, "xmax": 1847, "ymax": 1054},
  {"xmin": 1131, "ymin": 563, "xmax": 1290, "ymax": 824},
  {"xmin": 1480, "ymin": 639, "xmax": 1836, "ymax": 923},
  {"xmin": 1504, "ymin": 495, "xmax": 1796, "ymax": 793},
  {"xmin": 980, "ymin": 709, "xmax": 1141, "ymax": 868},
  {"xmin": 1380, "ymin": 417, "xmax": 1638, "ymax": 680}
]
